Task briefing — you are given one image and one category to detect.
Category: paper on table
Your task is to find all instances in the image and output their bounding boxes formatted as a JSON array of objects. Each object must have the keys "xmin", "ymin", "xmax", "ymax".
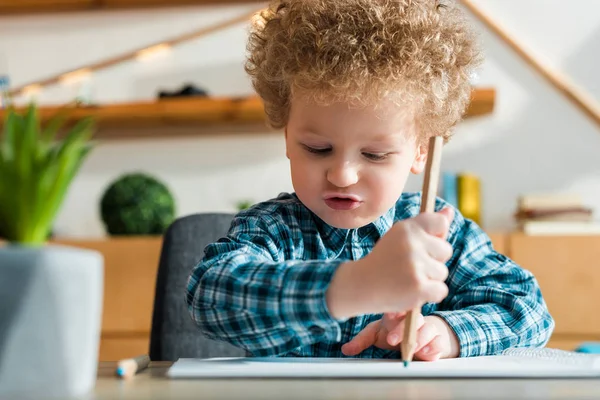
[
  {"xmin": 502, "ymin": 347, "xmax": 600, "ymax": 365},
  {"xmin": 167, "ymin": 348, "xmax": 600, "ymax": 379}
]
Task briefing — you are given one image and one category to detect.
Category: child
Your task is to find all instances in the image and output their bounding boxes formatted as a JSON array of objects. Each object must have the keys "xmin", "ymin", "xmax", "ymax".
[{"xmin": 186, "ymin": 0, "xmax": 554, "ymax": 360}]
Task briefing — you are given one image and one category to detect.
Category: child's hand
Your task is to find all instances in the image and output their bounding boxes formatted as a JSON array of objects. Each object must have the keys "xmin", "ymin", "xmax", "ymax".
[
  {"xmin": 364, "ymin": 207, "xmax": 455, "ymax": 313},
  {"xmin": 341, "ymin": 312, "xmax": 459, "ymax": 360},
  {"xmin": 325, "ymin": 207, "xmax": 454, "ymax": 320}
]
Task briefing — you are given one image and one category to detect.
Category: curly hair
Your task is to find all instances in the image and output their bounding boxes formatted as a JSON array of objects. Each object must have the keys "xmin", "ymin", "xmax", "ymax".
[{"xmin": 245, "ymin": 0, "xmax": 483, "ymax": 141}]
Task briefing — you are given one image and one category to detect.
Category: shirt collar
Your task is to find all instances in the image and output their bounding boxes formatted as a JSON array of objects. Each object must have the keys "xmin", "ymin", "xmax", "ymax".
[
  {"xmin": 368, "ymin": 204, "xmax": 396, "ymax": 239},
  {"xmin": 291, "ymin": 193, "xmax": 396, "ymax": 243}
]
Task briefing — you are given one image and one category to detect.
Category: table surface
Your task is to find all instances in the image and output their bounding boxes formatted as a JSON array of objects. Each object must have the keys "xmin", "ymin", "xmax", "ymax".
[{"xmin": 87, "ymin": 362, "xmax": 600, "ymax": 400}]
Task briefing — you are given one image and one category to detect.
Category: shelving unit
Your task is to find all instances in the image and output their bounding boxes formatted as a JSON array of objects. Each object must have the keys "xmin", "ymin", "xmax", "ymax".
[{"xmin": 0, "ymin": 88, "xmax": 496, "ymax": 139}]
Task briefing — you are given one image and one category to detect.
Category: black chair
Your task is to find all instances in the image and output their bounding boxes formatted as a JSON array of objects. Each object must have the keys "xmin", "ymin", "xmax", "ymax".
[{"xmin": 149, "ymin": 213, "xmax": 246, "ymax": 361}]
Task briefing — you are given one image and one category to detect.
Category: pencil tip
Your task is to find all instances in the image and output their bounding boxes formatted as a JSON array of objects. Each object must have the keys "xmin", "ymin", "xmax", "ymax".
[{"xmin": 403, "ymin": 361, "xmax": 409, "ymax": 368}]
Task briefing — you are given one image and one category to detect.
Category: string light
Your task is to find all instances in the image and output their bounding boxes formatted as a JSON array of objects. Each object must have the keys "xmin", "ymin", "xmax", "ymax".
[
  {"xmin": 21, "ymin": 84, "xmax": 42, "ymax": 98},
  {"xmin": 8, "ymin": 8, "xmax": 262, "ymax": 96},
  {"xmin": 59, "ymin": 68, "xmax": 92, "ymax": 85},
  {"xmin": 135, "ymin": 44, "xmax": 172, "ymax": 62}
]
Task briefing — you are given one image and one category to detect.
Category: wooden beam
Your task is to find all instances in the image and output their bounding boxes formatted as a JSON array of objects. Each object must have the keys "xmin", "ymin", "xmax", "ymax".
[
  {"xmin": 99, "ymin": 0, "xmax": 262, "ymax": 9},
  {"xmin": 461, "ymin": 0, "xmax": 600, "ymax": 128},
  {"xmin": 0, "ymin": 0, "xmax": 262, "ymax": 15},
  {"xmin": 0, "ymin": 0, "xmax": 98, "ymax": 14}
]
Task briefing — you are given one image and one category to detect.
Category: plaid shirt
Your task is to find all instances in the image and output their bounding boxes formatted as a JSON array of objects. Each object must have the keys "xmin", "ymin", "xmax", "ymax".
[{"xmin": 186, "ymin": 192, "xmax": 554, "ymax": 358}]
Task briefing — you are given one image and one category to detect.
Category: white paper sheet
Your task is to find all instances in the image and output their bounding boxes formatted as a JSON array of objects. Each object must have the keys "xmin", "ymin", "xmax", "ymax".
[{"xmin": 167, "ymin": 348, "xmax": 600, "ymax": 379}]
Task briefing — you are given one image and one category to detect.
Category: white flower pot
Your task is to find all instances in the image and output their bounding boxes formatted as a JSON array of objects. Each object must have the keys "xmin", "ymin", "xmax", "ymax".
[{"xmin": 0, "ymin": 244, "xmax": 103, "ymax": 399}]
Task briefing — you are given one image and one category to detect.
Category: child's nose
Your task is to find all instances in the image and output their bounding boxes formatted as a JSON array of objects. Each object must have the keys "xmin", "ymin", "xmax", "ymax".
[{"xmin": 326, "ymin": 161, "xmax": 359, "ymax": 188}]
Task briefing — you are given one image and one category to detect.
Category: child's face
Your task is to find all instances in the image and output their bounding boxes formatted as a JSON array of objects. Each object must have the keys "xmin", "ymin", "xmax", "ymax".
[{"xmin": 285, "ymin": 96, "xmax": 428, "ymax": 229}]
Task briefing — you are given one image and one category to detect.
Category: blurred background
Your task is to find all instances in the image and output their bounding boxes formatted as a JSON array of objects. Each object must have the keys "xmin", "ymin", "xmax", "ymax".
[{"xmin": 1, "ymin": 0, "xmax": 599, "ymax": 361}]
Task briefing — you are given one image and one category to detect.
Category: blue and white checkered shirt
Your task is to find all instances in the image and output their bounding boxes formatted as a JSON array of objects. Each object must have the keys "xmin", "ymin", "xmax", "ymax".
[{"xmin": 186, "ymin": 192, "xmax": 554, "ymax": 358}]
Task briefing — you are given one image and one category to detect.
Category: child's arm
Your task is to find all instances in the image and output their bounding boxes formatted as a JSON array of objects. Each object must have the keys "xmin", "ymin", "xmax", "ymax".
[
  {"xmin": 185, "ymin": 212, "xmax": 347, "ymax": 357},
  {"xmin": 186, "ymin": 207, "xmax": 453, "ymax": 357},
  {"xmin": 430, "ymin": 202, "xmax": 555, "ymax": 357}
]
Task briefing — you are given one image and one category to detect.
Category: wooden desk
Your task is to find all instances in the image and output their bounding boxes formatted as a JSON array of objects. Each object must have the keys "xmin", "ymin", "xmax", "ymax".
[{"xmin": 92, "ymin": 362, "xmax": 600, "ymax": 399}]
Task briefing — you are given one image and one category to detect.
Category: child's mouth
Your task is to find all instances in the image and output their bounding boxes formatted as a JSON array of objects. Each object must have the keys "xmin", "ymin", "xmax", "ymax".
[{"xmin": 324, "ymin": 197, "xmax": 362, "ymax": 211}]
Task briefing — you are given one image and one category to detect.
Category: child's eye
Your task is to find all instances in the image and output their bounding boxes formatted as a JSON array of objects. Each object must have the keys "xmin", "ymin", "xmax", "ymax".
[
  {"xmin": 303, "ymin": 145, "xmax": 331, "ymax": 155},
  {"xmin": 363, "ymin": 152, "xmax": 388, "ymax": 161}
]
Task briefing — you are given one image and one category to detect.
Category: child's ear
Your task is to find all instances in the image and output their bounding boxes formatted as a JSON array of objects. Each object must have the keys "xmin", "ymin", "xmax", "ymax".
[{"xmin": 410, "ymin": 143, "xmax": 428, "ymax": 174}]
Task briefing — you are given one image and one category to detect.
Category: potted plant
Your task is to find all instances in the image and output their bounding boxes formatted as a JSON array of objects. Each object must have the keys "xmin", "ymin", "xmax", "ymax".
[
  {"xmin": 99, "ymin": 172, "xmax": 176, "ymax": 236},
  {"xmin": 0, "ymin": 103, "xmax": 103, "ymax": 399}
]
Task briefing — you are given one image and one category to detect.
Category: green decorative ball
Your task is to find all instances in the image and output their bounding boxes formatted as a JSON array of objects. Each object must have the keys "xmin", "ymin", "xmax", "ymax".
[{"xmin": 100, "ymin": 173, "xmax": 176, "ymax": 236}]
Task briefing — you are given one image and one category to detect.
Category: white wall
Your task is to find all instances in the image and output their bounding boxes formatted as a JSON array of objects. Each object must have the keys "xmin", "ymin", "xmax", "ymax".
[
  {"xmin": 1, "ymin": 0, "xmax": 599, "ymax": 237},
  {"xmin": 442, "ymin": 0, "xmax": 600, "ymax": 229}
]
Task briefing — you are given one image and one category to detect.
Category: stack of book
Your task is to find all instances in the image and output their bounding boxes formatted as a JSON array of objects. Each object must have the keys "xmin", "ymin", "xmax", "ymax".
[
  {"xmin": 515, "ymin": 194, "xmax": 600, "ymax": 235},
  {"xmin": 441, "ymin": 172, "xmax": 482, "ymax": 226}
]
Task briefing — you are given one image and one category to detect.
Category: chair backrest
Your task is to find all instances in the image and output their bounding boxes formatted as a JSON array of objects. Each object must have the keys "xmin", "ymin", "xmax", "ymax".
[{"xmin": 149, "ymin": 213, "xmax": 246, "ymax": 361}]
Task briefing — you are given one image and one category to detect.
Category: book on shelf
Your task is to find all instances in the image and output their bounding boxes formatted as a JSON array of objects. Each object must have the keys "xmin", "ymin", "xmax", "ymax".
[
  {"xmin": 515, "ymin": 207, "xmax": 593, "ymax": 222},
  {"xmin": 440, "ymin": 171, "xmax": 481, "ymax": 226},
  {"xmin": 518, "ymin": 193, "xmax": 584, "ymax": 211},
  {"xmin": 520, "ymin": 221, "xmax": 600, "ymax": 236},
  {"xmin": 515, "ymin": 192, "xmax": 598, "ymax": 235}
]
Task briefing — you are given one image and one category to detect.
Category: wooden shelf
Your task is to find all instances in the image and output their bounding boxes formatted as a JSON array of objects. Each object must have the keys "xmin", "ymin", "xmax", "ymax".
[
  {"xmin": 35, "ymin": 96, "xmax": 266, "ymax": 128},
  {"xmin": 0, "ymin": 88, "xmax": 495, "ymax": 139},
  {"xmin": 466, "ymin": 87, "xmax": 495, "ymax": 117}
]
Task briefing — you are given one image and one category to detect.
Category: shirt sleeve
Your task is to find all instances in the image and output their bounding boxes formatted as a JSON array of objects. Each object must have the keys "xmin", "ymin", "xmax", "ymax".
[
  {"xmin": 430, "ymin": 202, "xmax": 555, "ymax": 357},
  {"xmin": 185, "ymin": 212, "xmax": 345, "ymax": 356}
]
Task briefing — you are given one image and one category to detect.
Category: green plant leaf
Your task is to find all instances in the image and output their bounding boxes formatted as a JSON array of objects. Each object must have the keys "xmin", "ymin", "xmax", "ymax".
[
  {"xmin": 33, "ymin": 106, "xmax": 68, "ymax": 165},
  {"xmin": 20, "ymin": 102, "xmax": 39, "ymax": 170},
  {"xmin": 33, "ymin": 119, "xmax": 95, "ymax": 243},
  {"xmin": 0, "ymin": 104, "xmax": 95, "ymax": 244},
  {"xmin": 15, "ymin": 103, "xmax": 42, "ymax": 234},
  {"xmin": 2, "ymin": 107, "xmax": 21, "ymax": 163},
  {"xmin": 41, "ymin": 107, "xmax": 69, "ymax": 144},
  {"xmin": 57, "ymin": 117, "xmax": 94, "ymax": 156}
]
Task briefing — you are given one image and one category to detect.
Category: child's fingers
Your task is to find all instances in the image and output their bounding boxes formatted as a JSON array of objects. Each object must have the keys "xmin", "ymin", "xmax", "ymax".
[
  {"xmin": 414, "ymin": 212, "xmax": 451, "ymax": 239},
  {"xmin": 413, "ymin": 322, "xmax": 439, "ymax": 354},
  {"xmin": 384, "ymin": 312, "xmax": 406, "ymax": 320},
  {"xmin": 386, "ymin": 313, "xmax": 425, "ymax": 347},
  {"xmin": 415, "ymin": 335, "xmax": 444, "ymax": 361},
  {"xmin": 382, "ymin": 312, "xmax": 406, "ymax": 332},
  {"xmin": 436, "ymin": 207, "xmax": 455, "ymax": 239},
  {"xmin": 341, "ymin": 320, "xmax": 380, "ymax": 356},
  {"xmin": 421, "ymin": 280, "xmax": 449, "ymax": 305}
]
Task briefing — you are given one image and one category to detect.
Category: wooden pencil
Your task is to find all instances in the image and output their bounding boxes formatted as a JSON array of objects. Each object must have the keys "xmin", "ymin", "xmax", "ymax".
[
  {"xmin": 401, "ymin": 135, "xmax": 444, "ymax": 366},
  {"xmin": 116, "ymin": 354, "xmax": 151, "ymax": 379}
]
